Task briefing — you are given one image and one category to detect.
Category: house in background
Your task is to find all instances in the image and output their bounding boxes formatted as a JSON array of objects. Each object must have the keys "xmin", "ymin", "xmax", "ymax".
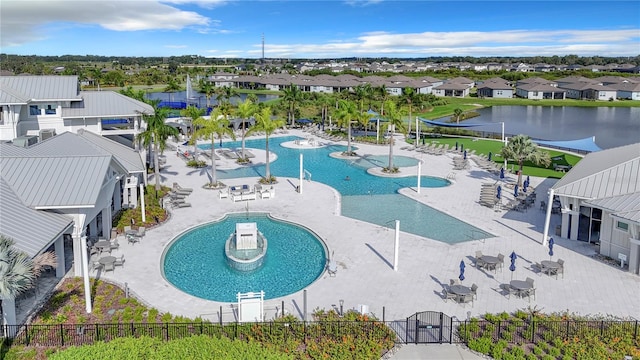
[
  {"xmin": 0, "ymin": 76, "xmax": 152, "ymax": 148},
  {"xmin": 543, "ymin": 143, "xmax": 640, "ymax": 275},
  {"xmin": 477, "ymin": 78, "xmax": 514, "ymax": 98}
]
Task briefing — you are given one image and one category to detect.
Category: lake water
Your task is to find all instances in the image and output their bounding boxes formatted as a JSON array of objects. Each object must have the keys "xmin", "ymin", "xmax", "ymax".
[{"xmin": 435, "ymin": 106, "xmax": 640, "ymax": 149}]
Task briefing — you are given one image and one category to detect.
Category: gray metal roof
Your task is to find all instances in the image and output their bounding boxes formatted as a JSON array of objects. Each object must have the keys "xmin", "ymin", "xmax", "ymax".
[
  {"xmin": 62, "ymin": 91, "xmax": 154, "ymax": 118},
  {"xmin": 0, "ymin": 75, "xmax": 81, "ymax": 101},
  {"xmin": 0, "ymin": 83, "xmax": 30, "ymax": 104},
  {"xmin": 552, "ymin": 142, "xmax": 640, "ymax": 199},
  {"xmin": 585, "ymin": 192, "xmax": 640, "ymax": 224},
  {"xmin": 77, "ymin": 129, "xmax": 145, "ymax": 173},
  {"xmin": 0, "ymin": 178, "xmax": 73, "ymax": 257},
  {"xmin": 0, "ymin": 155, "xmax": 111, "ymax": 208}
]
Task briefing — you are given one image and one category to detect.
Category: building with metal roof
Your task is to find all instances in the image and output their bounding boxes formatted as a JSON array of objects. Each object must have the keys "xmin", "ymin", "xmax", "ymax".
[
  {"xmin": 0, "ymin": 131, "xmax": 145, "ymax": 328},
  {"xmin": 0, "ymin": 75, "xmax": 152, "ymax": 146},
  {"xmin": 541, "ymin": 142, "xmax": 640, "ymax": 275}
]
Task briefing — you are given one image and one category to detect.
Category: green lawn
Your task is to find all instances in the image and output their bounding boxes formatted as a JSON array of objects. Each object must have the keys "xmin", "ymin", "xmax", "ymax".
[{"xmin": 414, "ymin": 136, "xmax": 582, "ymax": 179}]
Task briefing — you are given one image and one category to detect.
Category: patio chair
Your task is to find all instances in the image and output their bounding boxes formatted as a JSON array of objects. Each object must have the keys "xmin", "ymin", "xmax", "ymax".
[
  {"xmin": 497, "ymin": 253, "xmax": 505, "ymax": 271},
  {"xmin": 91, "ymin": 261, "xmax": 103, "ymax": 272},
  {"xmin": 461, "ymin": 293, "xmax": 474, "ymax": 307},
  {"xmin": 110, "ymin": 238, "xmax": 120, "ymax": 251},
  {"xmin": 500, "ymin": 283, "xmax": 518, "ymax": 299},
  {"xmin": 475, "ymin": 251, "xmax": 485, "ymax": 268},
  {"xmin": 557, "ymin": 259, "xmax": 565, "ymax": 278},
  {"xmin": 135, "ymin": 226, "xmax": 145, "ymax": 238},
  {"xmin": 525, "ymin": 277, "xmax": 535, "ymax": 288},
  {"xmin": 470, "ymin": 283, "xmax": 478, "ymax": 300},
  {"xmin": 103, "ymin": 262, "xmax": 115, "ymax": 272},
  {"xmin": 450, "ymin": 279, "xmax": 459, "ymax": 286},
  {"xmin": 114, "ymin": 255, "xmax": 125, "ymax": 267},
  {"xmin": 443, "ymin": 288, "xmax": 457, "ymax": 303}
]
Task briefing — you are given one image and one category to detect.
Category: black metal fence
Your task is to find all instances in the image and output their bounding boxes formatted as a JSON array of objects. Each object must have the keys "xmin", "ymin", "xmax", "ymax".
[{"xmin": 2, "ymin": 317, "xmax": 638, "ymax": 348}]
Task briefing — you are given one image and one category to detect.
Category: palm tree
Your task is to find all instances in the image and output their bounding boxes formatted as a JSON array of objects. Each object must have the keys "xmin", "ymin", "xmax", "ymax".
[
  {"xmin": 164, "ymin": 78, "xmax": 182, "ymax": 102},
  {"xmin": 317, "ymin": 93, "xmax": 335, "ymax": 130},
  {"xmin": 400, "ymin": 87, "xmax": 418, "ymax": 137},
  {"xmin": 192, "ymin": 108, "xmax": 236, "ymax": 187},
  {"xmin": 198, "ymin": 78, "xmax": 215, "ymax": 108},
  {"xmin": 235, "ymin": 99, "xmax": 257, "ymax": 161},
  {"xmin": 1, "ymin": 236, "xmax": 56, "ymax": 327},
  {"xmin": 334, "ymin": 100, "xmax": 359, "ymax": 156},
  {"xmin": 500, "ymin": 134, "xmax": 551, "ymax": 187},
  {"xmin": 282, "ymin": 84, "xmax": 304, "ymax": 126},
  {"xmin": 383, "ymin": 100, "xmax": 406, "ymax": 172},
  {"xmin": 137, "ymin": 101, "xmax": 179, "ymax": 192},
  {"xmin": 353, "ymin": 84, "xmax": 372, "ymax": 113},
  {"xmin": 356, "ymin": 110, "xmax": 373, "ymax": 138},
  {"xmin": 375, "ymin": 84, "xmax": 389, "ymax": 116},
  {"xmin": 214, "ymin": 86, "xmax": 239, "ymax": 107},
  {"xmin": 250, "ymin": 107, "xmax": 285, "ymax": 183},
  {"xmin": 453, "ymin": 108, "xmax": 464, "ymax": 124},
  {"xmin": 181, "ymin": 105, "xmax": 206, "ymax": 157}
]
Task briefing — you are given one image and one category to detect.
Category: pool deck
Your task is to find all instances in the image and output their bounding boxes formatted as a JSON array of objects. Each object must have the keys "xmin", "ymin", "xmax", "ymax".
[{"xmin": 96, "ymin": 130, "xmax": 639, "ymax": 325}]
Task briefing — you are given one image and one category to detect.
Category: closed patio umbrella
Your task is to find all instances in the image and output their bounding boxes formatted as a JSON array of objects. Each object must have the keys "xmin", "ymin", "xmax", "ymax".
[
  {"xmin": 514, "ymin": 184, "xmax": 519, "ymax": 198},
  {"xmin": 548, "ymin": 237, "xmax": 554, "ymax": 259},
  {"xmin": 463, "ymin": 150, "xmax": 467, "ymax": 160},
  {"xmin": 488, "ymin": 152, "xmax": 492, "ymax": 161},
  {"xmin": 500, "ymin": 167, "xmax": 505, "ymax": 180},
  {"xmin": 509, "ymin": 251, "xmax": 517, "ymax": 280},
  {"xmin": 523, "ymin": 180, "xmax": 528, "ymax": 193},
  {"xmin": 496, "ymin": 185, "xmax": 502, "ymax": 199},
  {"xmin": 459, "ymin": 260, "xmax": 466, "ymax": 281},
  {"xmin": 455, "ymin": 141, "xmax": 458, "ymax": 150}
]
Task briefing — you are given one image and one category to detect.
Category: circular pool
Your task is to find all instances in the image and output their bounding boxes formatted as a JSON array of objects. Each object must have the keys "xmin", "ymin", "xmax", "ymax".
[{"xmin": 162, "ymin": 213, "xmax": 327, "ymax": 302}]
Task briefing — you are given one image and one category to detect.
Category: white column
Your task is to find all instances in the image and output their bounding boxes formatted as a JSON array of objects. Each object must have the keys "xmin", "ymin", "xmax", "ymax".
[
  {"xmin": 2, "ymin": 298, "xmax": 17, "ymax": 335},
  {"xmin": 80, "ymin": 236, "xmax": 92, "ymax": 313},
  {"xmin": 561, "ymin": 212, "xmax": 570, "ymax": 238},
  {"xmin": 393, "ymin": 220, "xmax": 400, "ymax": 272},
  {"xmin": 140, "ymin": 183, "xmax": 146, "ymax": 223},
  {"xmin": 54, "ymin": 235, "xmax": 65, "ymax": 278},
  {"xmin": 503, "ymin": 131, "xmax": 508, "ymax": 170},
  {"xmin": 415, "ymin": 116, "xmax": 419, "ymax": 148},
  {"xmin": 299, "ymin": 153, "xmax": 303, "ymax": 194},
  {"xmin": 570, "ymin": 205, "xmax": 580, "ymax": 240},
  {"xmin": 541, "ymin": 188, "xmax": 554, "ymax": 246},
  {"xmin": 73, "ymin": 233, "xmax": 83, "ymax": 276},
  {"xmin": 416, "ymin": 161, "xmax": 421, "ymax": 194},
  {"xmin": 101, "ymin": 207, "xmax": 111, "ymax": 239}
]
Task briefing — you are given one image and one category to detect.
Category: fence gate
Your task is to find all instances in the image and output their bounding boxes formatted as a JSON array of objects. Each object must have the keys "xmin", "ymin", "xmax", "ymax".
[{"xmin": 405, "ymin": 311, "xmax": 453, "ymax": 344}]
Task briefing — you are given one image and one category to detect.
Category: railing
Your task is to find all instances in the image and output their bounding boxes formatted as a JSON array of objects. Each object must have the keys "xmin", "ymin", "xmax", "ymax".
[{"xmin": 2, "ymin": 318, "xmax": 638, "ymax": 348}]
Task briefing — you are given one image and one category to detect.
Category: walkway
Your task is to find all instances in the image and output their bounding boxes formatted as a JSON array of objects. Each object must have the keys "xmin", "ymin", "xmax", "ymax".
[{"xmin": 34, "ymin": 129, "xmax": 638, "ymax": 331}]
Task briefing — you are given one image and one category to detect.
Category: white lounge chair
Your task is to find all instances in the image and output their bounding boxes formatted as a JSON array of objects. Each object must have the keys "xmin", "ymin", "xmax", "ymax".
[{"xmin": 327, "ymin": 260, "xmax": 338, "ymax": 277}]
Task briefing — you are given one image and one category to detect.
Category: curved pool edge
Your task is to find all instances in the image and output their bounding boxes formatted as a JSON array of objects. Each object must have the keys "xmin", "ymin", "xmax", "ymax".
[{"xmin": 161, "ymin": 212, "xmax": 330, "ymax": 303}]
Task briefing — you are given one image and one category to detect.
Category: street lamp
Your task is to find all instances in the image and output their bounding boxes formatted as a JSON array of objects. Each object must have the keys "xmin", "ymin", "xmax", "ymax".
[{"xmin": 339, "ymin": 299, "xmax": 344, "ymax": 316}]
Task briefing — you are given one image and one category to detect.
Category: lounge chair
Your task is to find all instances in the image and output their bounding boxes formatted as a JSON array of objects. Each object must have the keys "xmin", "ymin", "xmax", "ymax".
[
  {"xmin": 173, "ymin": 183, "xmax": 193, "ymax": 193},
  {"xmin": 327, "ymin": 259, "xmax": 338, "ymax": 277},
  {"xmin": 172, "ymin": 201, "xmax": 192, "ymax": 208}
]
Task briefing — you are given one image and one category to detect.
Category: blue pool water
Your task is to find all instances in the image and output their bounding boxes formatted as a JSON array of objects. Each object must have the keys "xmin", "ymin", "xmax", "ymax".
[
  {"xmin": 163, "ymin": 213, "xmax": 327, "ymax": 302},
  {"xmin": 201, "ymin": 136, "xmax": 492, "ymax": 243}
]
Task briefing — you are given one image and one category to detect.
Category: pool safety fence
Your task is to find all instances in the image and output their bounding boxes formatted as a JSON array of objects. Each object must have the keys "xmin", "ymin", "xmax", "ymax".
[{"xmin": 2, "ymin": 317, "xmax": 638, "ymax": 347}]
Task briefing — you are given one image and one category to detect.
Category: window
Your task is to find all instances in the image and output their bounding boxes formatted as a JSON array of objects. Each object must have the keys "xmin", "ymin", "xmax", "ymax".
[
  {"xmin": 29, "ymin": 105, "xmax": 40, "ymax": 116},
  {"xmin": 45, "ymin": 105, "xmax": 56, "ymax": 115},
  {"xmin": 617, "ymin": 221, "xmax": 629, "ymax": 232}
]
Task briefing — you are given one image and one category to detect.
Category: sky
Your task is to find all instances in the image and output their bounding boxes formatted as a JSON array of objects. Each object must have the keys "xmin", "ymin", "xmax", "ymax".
[{"xmin": 1, "ymin": 0, "xmax": 639, "ymax": 59}]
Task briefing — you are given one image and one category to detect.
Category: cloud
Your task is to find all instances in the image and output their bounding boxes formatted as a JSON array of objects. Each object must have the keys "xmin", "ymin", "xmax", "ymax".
[
  {"xmin": 260, "ymin": 29, "xmax": 640, "ymax": 58},
  {"xmin": 344, "ymin": 0, "xmax": 383, "ymax": 7},
  {"xmin": 1, "ymin": 0, "xmax": 213, "ymax": 47}
]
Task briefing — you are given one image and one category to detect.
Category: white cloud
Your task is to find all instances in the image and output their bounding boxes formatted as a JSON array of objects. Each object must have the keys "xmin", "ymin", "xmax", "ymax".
[
  {"xmin": 259, "ymin": 29, "xmax": 640, "ymax": 58},
  {"xmin": 1, "ymin": 0, "xmax": 212, "ymax": 47}
]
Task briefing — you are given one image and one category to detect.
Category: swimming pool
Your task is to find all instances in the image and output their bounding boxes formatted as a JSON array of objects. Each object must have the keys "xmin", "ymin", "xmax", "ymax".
[
  {"xmin": 162, "ymin": 213, "xmax": 327, "ymax": 302},
  {"xmin": 201, "ymin": 137, "xmax": 492, "ymax": 243}
]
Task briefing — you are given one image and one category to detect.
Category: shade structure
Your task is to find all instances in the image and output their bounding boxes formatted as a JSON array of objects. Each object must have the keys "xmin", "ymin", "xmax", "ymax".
[
  {"xmin": 514, "ymin": 184, "xmax": 519, "ymax": 197},
  {"xmin": 488, "ymin": 152, "xmax": 492, "ymax": 161},
  {"xmin": 500, "ymin": 168, "xmax": 505, "ymax": 180},
  {"xmin": 548, "ymin": 237, "xmax": 554, "ymax": 257},
  {"xmin": 296, "ymin": 118, "xmax": 312, "ymax": 124},
  {"xmin": 496, "ymin": 185, "xmax": 502, "ymax": 199},
  {"xmin": 459, "ymin": 260, "xmax": 466, "ymax": 281}
]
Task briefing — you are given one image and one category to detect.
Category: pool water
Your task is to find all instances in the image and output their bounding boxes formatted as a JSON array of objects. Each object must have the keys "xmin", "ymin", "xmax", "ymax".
[
  {"xmin": 163, "ymin": 213, "xmax": 327, "ymax": 302},
  {"xmin": 201, "ymin": 136, "xmax": 492, "ymax": 242}
]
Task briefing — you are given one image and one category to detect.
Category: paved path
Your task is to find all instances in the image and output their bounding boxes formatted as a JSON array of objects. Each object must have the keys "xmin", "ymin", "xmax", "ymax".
[
  {"xmin": 386, "ymin": 344, "xmax": 486, "ymax": 360},
  {"xmin": 94, "ymin": 129, "xmax": 639, "ymax": 325}
]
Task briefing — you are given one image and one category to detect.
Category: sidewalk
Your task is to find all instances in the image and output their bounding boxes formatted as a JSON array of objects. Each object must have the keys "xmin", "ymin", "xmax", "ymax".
[{"xmin": 386, "ymin": 344, "xmax": 486, "ymax": 360}]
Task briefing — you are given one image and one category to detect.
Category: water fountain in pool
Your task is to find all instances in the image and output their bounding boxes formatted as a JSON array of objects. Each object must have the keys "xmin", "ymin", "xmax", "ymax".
[{"xmin": 225, "ymin": 222, "xmax": 268, "ymax": 271}]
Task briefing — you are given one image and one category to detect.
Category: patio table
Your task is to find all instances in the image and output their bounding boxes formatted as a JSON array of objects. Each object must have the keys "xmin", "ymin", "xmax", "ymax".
[
  {"xmin": 510, "ymin": 280, "xmax": 532, "ymax": 298},
  {"xmin": 480, "ymin": 256, "xmax": 500, "ymax": 272},
  {"xmin": 449, "ymin": 285, "xmax": 471, "ymax": 303},
  {"xmin": 99, "ymin": 256, "xmax": 116, "ymax": 266},
  {"xmin": 94, "ymin": 240, "xmax": 112, "ymax": 255},
  {"xmin": 541, "ymin": 260, "xmax": 561, "ymax": 277}
]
